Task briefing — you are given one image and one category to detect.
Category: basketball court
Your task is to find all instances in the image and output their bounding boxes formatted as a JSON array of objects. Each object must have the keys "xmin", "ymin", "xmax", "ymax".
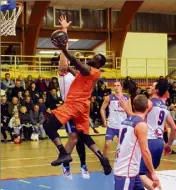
[{"xmin": 1, "ymin": 136, "xmax": 176, "ymax": 190}]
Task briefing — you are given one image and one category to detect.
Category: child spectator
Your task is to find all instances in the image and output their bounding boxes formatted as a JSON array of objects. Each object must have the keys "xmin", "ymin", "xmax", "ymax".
[{"xmin": 8, "ymin": 112, "xmax": 22, "ymax": 143}]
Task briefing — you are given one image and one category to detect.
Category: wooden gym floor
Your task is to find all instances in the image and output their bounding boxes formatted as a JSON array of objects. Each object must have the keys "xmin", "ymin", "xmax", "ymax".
[{"xmin": 1, "ymin": 135, "xmax": 176, "ymax": 190}]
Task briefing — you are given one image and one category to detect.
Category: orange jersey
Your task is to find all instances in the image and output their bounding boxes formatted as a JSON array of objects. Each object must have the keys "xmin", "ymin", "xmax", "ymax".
[{"xmin": 65, "ymin": 67, "xmax": 100, "ymax": 103}]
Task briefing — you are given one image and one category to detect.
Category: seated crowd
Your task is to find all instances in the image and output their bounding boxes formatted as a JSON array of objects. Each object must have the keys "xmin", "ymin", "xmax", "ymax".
[
  {"xmin": 1, "ymin": 73, "xmax": 176, "ymax": 144},
  {"xmin": 1, "ymin": 73, "xmax": 111, "ymax": 143}
]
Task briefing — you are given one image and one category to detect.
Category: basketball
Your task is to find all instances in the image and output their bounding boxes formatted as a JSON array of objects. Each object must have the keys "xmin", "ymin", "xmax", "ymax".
[
  {"xmin": 14, "ymin": 137, "xmax": 21, "ymax": 144},
  {"xmin": 51, "ymin": 30, "xmax": 68, "ymax": 49}
]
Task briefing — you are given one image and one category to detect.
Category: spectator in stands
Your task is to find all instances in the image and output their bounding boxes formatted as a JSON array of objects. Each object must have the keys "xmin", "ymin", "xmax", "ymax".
[
  {"xmin": 25, "ymin": 75, "xmax": 34, "ymax": 90},
  {"xmin": 90, "ymin": 96, "xmax": 99, "ymax": 125},
  {"xmin": 2, "ymin": 73, "xmax": 15, "ymax": 98},
  {"xmin": 51, "ymin": 52, "xmax": 60, "ymax": 66},
  {"xmin": 4, "ymin": 44, "xmax": 16, "ymax": 65},
  {"xmin": 130, "ymin": 87, "xmax": 142, "ymax": 106},
  {"xmin": 8, "ymin": 97, "xmax": 20, "ymax": 117},
  {"xmin": 96, "ymin": 83, "xmax": 108, "ymax": 109},
  {"xmin": 99, "ymin": 83, "xmax": 108, "ymax": 98},
  {"xmin": 123, "ymin": 76, "xmax": 137, "ymax": 93},
  {"xmin": 35, "ymin": 75, "xmax": 48, "ymax": 96},
  {"xmin": 1, "ymin": 96, "xmax": 11, "ymax": 142},
  {"xmin": 166, "ymin": 76, "xmax": 174, "ymax": 89},
  {"xmin": 22, "ymin": 96, "xmax": 33, "ymax": 113},
  {"xmin": 29, "ymin": 82, "xmax": 39, "ymax": 104},
  {"xmin": 11, "ymin": 80, "xmax": 24, "ymax": 98},
  {"xmin": 158, "ymin": 76, "xmax": 164, "ymax": 80},
  {"xmin": 8, "ymin": 112, "xmax": 22, "ymax": 142},
  {"xmin": 24, "ymin": 90, "xmax": 30, "ymax": 98},
  {"xmin": 17, "ymin": 91, "xmax": 24, "ymax": 105},
  {"xmin": 30, "ymin": 105, "xmax": 46, "ymax": 139},
  {"xmin": 48, "ymin": 77, "xmax": 59, "ymax": 91},
  {"xmin": 19, "ymin": 106, "xmax": 33, "ymax": 141},
  {"xmin": 92, "ymin": 83, "xmax": 99, "ymax": 97},
  {"xmin": 37, "ymin": 97, "xmax": 46, "ymax": 113},
  {"xmin": 168, "ymin": 81, "xmax": 176, "ymax": 104},
  {"xmin": 45, "ymin": 88, "xmax": 62, "ymax": 110},
  {"xmin": 17, "ymin": 75, "xmax": 26, "ymax": 89}
]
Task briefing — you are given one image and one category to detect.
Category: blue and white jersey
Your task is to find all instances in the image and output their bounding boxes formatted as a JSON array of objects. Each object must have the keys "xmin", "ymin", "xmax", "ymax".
[
  {"xmin": 58, "ymin": 72, "xmax": 75, "ymax": 101},
  {"xmin": 107, "ymin": 94, "xmax": 128, "ymax": 129},
  {"xmin": 147, "ymin": 98, "xmax": 169, "ymax": 139},
  {"xmin": 114, "ymin": 116, "xmax": 144, "ymax": 177}
]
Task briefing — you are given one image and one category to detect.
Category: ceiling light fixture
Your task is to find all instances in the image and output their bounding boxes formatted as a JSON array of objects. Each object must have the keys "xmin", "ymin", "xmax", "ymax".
[
  {"xmin": 39, "ymin": 50, "xmax": 61, "ymax": 54},
  {"xmin": 69, "ymin": 39, "xmax": 79, "ymax": 42}
]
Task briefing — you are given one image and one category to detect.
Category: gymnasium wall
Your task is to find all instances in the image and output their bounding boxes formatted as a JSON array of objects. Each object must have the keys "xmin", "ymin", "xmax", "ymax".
[
  {"xmin": 168, "ymin": 43, "xmax": 176, "ymax": 67},
  {"xmin": 121, "ymin": 32, "xmax": 168, "ymax": 77},
  {"xmin": 93, "ymin": 41, "xmax": 106, "ymax": 55}
]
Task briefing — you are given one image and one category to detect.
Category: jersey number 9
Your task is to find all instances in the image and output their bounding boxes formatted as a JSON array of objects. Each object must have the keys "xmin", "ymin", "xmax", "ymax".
[{"xmin": 158, "ymin": 110, "xmax": 165, "ymax": 126}]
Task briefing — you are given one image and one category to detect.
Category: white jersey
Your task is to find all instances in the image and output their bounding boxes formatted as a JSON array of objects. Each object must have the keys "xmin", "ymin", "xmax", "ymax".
[
  {"xmin": 58, "ymin": 72, "xmax": 75, "ymax": 101},
  {"xmin": 114, "ymin": 116, "xmax": 144, "ymax": 177},
  {"xmin": 147, "ymin": 98, "xmax": 169, "ymax": 139},
  {"xmin": 107, "ymin": 94, "xmax": 128, "ymax": 129}
]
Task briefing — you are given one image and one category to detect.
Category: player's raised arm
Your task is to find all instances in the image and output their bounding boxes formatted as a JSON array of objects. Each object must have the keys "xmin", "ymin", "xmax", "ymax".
[
  {"xmin": 119, "ymin": 97, "xmax": 134, "ymax": 116},
  {"xmin": 61, "ymin": 48, "xmax": 91, "ymax": 76},
  {"xmin": 100, "ymin": 96, "xmax": 110, "ymax": 127},
  {"xmin": 57, "ymin": 15, "xmax": 71, "ymax": 73},
  {"xmin": 135, "ymin": 122, "xmax": 160, "ymax": 189}
]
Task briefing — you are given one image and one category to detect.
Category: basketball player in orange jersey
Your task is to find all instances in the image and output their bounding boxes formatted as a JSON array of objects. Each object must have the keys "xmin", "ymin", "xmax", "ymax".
[{"xmin": 44, "ymin": 16, "xmax": 111, "ymax": 175}]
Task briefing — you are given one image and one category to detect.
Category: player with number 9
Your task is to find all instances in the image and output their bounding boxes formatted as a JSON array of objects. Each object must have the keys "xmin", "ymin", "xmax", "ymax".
[{"xmin": 120, "ymin": 79, "xmax": 176, "ymax": 190}]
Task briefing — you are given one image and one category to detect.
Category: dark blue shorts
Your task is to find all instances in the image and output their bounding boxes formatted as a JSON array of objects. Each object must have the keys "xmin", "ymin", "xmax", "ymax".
[
  {"xmin": 140, "ymin": 139, "xmax": 164, "ymax": 175},
  {"xmin": 114, "ymin": 175, "xmax": 145, "ymax": 190},
  {"xmin": 105, "ymin": 127, "xmax": 119, "ymax": 140},
  {"xmin": 65, "ymin": 120, "xmax": 77, "ymax": 134}
]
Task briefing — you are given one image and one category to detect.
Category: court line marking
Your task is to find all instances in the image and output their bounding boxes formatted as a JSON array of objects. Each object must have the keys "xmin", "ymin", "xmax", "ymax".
[
  {"xmin": 2, "ymin": 150, "xmax": 176, "ymax": 163},
  {"xmin": 39, "ymin": 185, "xmax": 51, "ymax": 189},
  {"xmin": 162, "ymin": 159, "xmax": 176, "ymax": 163},
  {"xmin": 1, "ymin": 151, "xmax": 116, "ymax": 161},
  {"xmin": 1, "ymin": 158, "xmax": 176, "ymax": 170},
  {"xmin": 19, "ymin": 179, "xmax": 31, "ymax": 184}
]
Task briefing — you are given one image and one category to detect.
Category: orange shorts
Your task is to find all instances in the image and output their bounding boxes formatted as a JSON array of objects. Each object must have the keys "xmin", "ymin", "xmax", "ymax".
[{"xmin": 52, "ymin": 101, "xmax": 90, "ymax": 134}]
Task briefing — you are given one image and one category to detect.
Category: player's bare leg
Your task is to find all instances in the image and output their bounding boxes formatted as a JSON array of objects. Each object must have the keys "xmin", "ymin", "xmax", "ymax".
[
  {"xmin": 103, "ymin": 140, "xmax": 112, "ymax": 157},
  {"xmin": 65, "ymin": 133, "xmax": 78, "ymax": 154}
]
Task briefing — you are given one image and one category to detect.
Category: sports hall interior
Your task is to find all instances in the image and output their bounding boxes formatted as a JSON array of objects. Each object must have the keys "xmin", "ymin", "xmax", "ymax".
[{"xmin": 1, "ymin": 1, "xmax": 176, "ymax": 190}]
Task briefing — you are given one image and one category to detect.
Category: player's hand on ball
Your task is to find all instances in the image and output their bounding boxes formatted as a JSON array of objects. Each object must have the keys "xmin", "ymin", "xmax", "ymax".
[
  {"xmin": 164, "ymin": 144, "xmax": 172, "ymax": 155},
  {"xmin": 51, "ymin": 30, "xmax": 68, "ymax": 50},
  {"xmin": 58, "ymin": 15, "xmax": 72, "ymax": 29}
]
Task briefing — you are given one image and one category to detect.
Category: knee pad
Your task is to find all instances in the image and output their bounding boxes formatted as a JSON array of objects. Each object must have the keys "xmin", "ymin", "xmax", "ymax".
[{"xmin": 43, "ymin": 114, "xmax": 62, "ymax": 140}]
